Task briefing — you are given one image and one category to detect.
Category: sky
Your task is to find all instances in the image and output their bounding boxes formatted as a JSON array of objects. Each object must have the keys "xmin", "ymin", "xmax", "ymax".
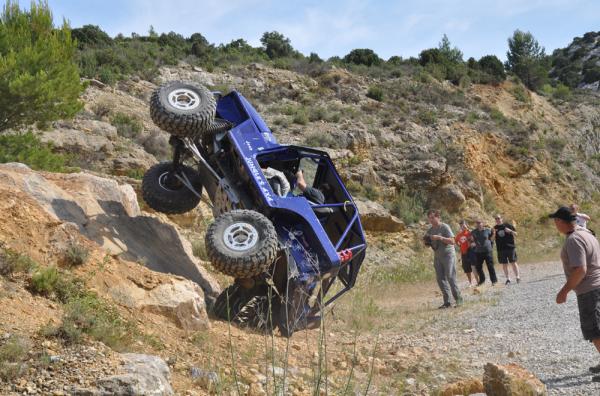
[{"xmin": 42, "ymin": 0, "xmax": 600, "ymax": 61}]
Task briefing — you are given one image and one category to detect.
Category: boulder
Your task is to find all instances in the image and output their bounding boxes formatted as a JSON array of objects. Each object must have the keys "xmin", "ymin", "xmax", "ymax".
[
  {"xmin": 439, "ymin": 378, "xmax": 485, "ymax": 396},
  {"xmin": 0, "ymin": 163, "xmax": 220, "ymax": 303},
  {"xmin": 355, "ymin": 199, "xmax": 405, "ymax": 233},
  {"xmin": 429, "ymin": 183, "xmax": 466, "ymax": 212},
  {"xmin": 132, "ymin": 279, "xmax": 209, "ymax": 330},
  {"xmin": 40, "ymin": 128, "xmax": 114, "ymax": 154},
  {"xmin": 483, "ymin": 363, "xmax": 547, "ymax": 396},
  {"xmin": 402, "ymin": 159, "xmax": 447, "ymax": 190},
  {"xmin": 95, "ymin": 353, "xmax": 173, "ymax": 395}
]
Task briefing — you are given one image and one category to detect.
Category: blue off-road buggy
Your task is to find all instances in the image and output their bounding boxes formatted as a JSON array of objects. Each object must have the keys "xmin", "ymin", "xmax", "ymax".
[{"xmin": 142, "ymin": 81, "xmax": 367, "ymax": 336}]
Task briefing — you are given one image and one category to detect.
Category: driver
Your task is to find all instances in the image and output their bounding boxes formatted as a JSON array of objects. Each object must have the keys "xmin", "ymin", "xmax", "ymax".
[{"xmin": 295, "ymin": 170, "xmax": 325, "ymax": 204}]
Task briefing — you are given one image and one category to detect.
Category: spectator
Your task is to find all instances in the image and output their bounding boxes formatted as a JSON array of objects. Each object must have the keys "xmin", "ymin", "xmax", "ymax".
[
  {"xmin": 455, "ymin": 219, "xmax": 479, "ymax": 286},
  {"xmin": 493, "ymin": 214, "xmax": 521, "ymax": 285},
  {"xmin": 471, "ymin": 218, "xmax": 498, "ymax": 286},
  {"xmin": 425, "ymin": 209, "xmax": 462, "ymax": 309},
  {"xmin": 550, "ymin": 206, "xmax": 600, "ymax": 382},
  {"xmin": 570, "ymin": 204, "xmax": 591, "ymax": 229}
]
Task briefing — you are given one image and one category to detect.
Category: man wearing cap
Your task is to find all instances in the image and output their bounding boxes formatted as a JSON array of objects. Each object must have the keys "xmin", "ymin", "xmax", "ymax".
[
  {"xmin": 493, "ymin": 214, "xmax": 521, "ymax": 285},
  {"xmin": 425, "ymin": 209, "xmax": 462, "ymax": 309},
  {"xmin": 551, "ymin": 206, "xmax": 600, "ymax": 381},
  {"xmin": 471, "ymin": 219, "xmax": 498, "ymax": 285}
]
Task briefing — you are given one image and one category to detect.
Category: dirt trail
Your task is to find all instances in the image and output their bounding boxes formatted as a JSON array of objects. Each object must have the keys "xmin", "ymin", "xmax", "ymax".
[{"xmin": 383, "ymin": 261, "xmax": 600, "ymax": 395}]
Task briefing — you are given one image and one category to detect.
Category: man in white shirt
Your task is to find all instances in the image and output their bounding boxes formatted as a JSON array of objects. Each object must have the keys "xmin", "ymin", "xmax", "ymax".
[{"xmin": 570, "ymin": 204, "xmax": 591, "ymax": 229}]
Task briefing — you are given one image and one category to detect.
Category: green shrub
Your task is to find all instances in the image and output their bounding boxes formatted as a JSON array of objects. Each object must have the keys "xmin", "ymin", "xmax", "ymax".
[
  {"xmin": 0, "ymin": 335, "xmax": 29, "ymax": 381},
  {"xmin": 308, "ymin": 106, "xmax": 328, "ymax": 122},
  {"xmin": 65, "ymin": 243, "xmax": 90, "ymax": 266},
  {"xmin": 0, "ymin": 247, "xmax": 37, "ymax": 275},
  {"xmin": 111, "ymin": 113, "xmax": 143, "ymax": 138},
  {"xmin": 366, "ymin": 85, "xmax": 384, "ymax": 101},
  {"xmin": 465, "ymin": 112, "xmax": 480, "ymax": 123},
  {"xmin": 388, "ymin": 190, "xmax": 425, "ymax": 225},
  {"xmin": 303, "ymin": 132, "xmax": 343, "ymax": 148},
  {"xmin": 29, "ymin": 266, "xmax": 60, "ymax": 296},
  {"xmin": 125, "ymin": 168, "xmax": 145, "ymax": 180},
  {"xmin": 416, "ymin": 109, "xmax": 437, "ymax": 126},
  {"xmin": 49, "ymin": 292, "xmax": 136, "ymax": 350},
  {"xmin": 364, "ymin": 184, "xmax": 380, "ymax": 201},
  {"xmin": 292, "ymin": 110, "xmax": 308, "ymax": 125},
  {"xmin": 553, "ymin": 84, "xmax": 572, "ymax": 100},
  {"xmin": 510, "ymin": 84, "xmax": 530, "ymax": 103},
  {"xmin": 0, "ymin": 132, "xmax": 70, "ymax": 172}
]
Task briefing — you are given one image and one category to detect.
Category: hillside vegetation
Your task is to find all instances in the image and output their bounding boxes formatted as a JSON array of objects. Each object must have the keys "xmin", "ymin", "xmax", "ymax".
[{"xmin": 1, "ymin": 1, "xmax": 600, "ymax": 394}]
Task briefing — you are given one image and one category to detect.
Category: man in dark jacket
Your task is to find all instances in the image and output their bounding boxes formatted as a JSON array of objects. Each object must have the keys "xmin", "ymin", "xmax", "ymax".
[{"xmin": 471, "ymin": 218, "xmax": 497, "ymax": 286}]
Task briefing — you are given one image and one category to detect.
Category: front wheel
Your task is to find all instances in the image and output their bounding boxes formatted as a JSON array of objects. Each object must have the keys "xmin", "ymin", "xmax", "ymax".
[
  {"xmin": 205, "ymin": 210, "xmax": 278, "ymax": 278},
  {"xmin": 141, "ymin": 162, "xmax": 202, "ymax": 214}
]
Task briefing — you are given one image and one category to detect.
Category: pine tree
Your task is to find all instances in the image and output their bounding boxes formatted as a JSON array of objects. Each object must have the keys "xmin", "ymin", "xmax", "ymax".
[
  {"xmin": 0, "ymin": 1, "xmax": 83, "ymax": 132},
  {"xmin": 506, "ymin": 30, "xmax": 550, "ymax": 90}
]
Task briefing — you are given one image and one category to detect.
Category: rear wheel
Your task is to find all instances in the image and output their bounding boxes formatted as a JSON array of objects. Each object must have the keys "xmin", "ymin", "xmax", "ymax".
[
  {"xmin": 150, "ymin": 81, "xmax": 216, "ymax": 137},
  {"xmin": 205, "ymin": 210, "xmax": 278, "ymax": 278},
  {"xmin": 141, "ymin": 162, "xmax": 202, "ymax": 214}
]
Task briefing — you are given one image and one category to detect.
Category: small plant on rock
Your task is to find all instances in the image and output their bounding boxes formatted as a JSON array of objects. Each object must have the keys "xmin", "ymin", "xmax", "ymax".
[
  {"xmin": 111, "ymin": 112, "xmax": 143, "ymax": 138},
  {"xmin": 0, "ymin": 246, "xmax": 37, "ymax": 276},
  {"xmin": 366, "ymin": 85, "xmax": 384, "ymax": 101},
  {"xmin": 0, "ymin": 335, "xmax": 29, "ymax": 381},
  {"xmin": 65, "ymin": 242, "xmax": 90, "ymax": 266},
  {"xmin": 29, "ymin": 266, "xmax": 60, "ymax": 296}
]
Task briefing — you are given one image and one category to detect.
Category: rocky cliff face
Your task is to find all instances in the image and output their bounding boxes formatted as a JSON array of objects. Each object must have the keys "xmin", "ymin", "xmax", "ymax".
[
  {"xmin": 47, "ymin": 61, "xmax": 600, "ymax": 223},
  {"xmin": 551, "ymin": 31, "xmax": 600, "ymax": 91}
]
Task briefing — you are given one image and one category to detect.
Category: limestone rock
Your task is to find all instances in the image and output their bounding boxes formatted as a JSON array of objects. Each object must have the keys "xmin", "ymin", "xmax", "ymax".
[
  {"xmin": 190, "ymin": 367, "xmax": 219, "ymax": 391},
  {"xmin": 95, "ymin": 353, "xmax": 173, "ymax": 395},
  {"xmin": 440, "ymin": 378, "xmax": 485, "ymax": 396},
  {"xmin": 0, "ymin": 163, "xmax": 220, "ymax": 303},
  {"xmin": 483, "ymin": 363, "xmax": 547, "ymax": 396},
  {"xmin": 355, "ymin": 199, "xmax": 405, "ymax": 232},
  {"xmin": 40, "ymin": 128, "xmax": 114, "ymax": 154},
  {"xmin": 136, "ymin": 280, "xmax": 209, "ymax": 330},
  {"xmin": 429, "ymin": 183, "xmax": 466, "ymax": 212}
]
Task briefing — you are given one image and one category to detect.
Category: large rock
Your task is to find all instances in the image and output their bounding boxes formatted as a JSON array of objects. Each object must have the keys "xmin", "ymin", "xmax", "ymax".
[
  {"xmin": 483, "ymin": 363, "xmax": 547, "ymax": 396},
  {"xmin": 0, "ymin": 163, "xmax": 220, "ymax": 303},
  {"xmin": 355, "ymin": 199, "xmax": 405, "ymax": 232},
  {"xmin": 95, "ymin": 353, "xmax": 174, "ymax": 395},
  {"xmin": 429, "ymin": 183, "xmax": 466, "ymax": 212},
  {"xmin": 113, "ymin": 278, "xmax": 209, "ymax": 330},
  {"xmin": 440, "ymin": 378, "xmax": 484, "ymax": 396},
  {"xmin": 40, "ymin": 127, "xmax": 114, "ymax": 154}
]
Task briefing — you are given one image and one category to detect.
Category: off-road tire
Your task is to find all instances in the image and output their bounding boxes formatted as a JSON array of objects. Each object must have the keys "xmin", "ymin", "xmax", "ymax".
[
  {"xmin": 150, "ymin": 81, "xmax": 216, "ymax": 137},
  {"xmin": 205, "ymin": 210, "xmax": 278, "ymax": 278},
  {"xmin": 211, "ymin": 284, "xmax": 275, "ymax": 329},
  {"xmin": 141, "ymin": 162, "xmax": 202, "ymax": 214}
]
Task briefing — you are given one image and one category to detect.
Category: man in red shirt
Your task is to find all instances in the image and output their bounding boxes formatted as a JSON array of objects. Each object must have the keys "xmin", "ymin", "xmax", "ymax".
[{"xmin": 455, "ymin": 219, "xmax": 478, "ymax": 286}]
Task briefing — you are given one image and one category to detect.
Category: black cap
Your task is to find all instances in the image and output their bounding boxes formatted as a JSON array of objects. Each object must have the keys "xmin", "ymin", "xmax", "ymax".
[{"xmin": 549, "ymin": 206, "xmax": 576, "ymax": 222}]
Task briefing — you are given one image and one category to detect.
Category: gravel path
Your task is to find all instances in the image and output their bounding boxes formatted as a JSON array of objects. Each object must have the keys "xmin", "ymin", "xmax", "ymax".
[{"xmin": 424, "ymin": 261, "xmax": 600, "ymax": 395}]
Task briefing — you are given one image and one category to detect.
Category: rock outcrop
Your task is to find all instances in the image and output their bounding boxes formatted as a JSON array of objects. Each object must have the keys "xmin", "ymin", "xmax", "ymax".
[
  {"xmin": 0, "ymin": 163, "xmax": 220, "ymax": 304},
  {"xmin": 92, "ymin": 354, "xmax": 173, "ymax": 396},
  {"xmin": 355, "ymin": 199, "xmax": 405, "ymax": 232},
  {"xmin": 483, "ymin": 362, "xmax": 547, "ymax": 396}
]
